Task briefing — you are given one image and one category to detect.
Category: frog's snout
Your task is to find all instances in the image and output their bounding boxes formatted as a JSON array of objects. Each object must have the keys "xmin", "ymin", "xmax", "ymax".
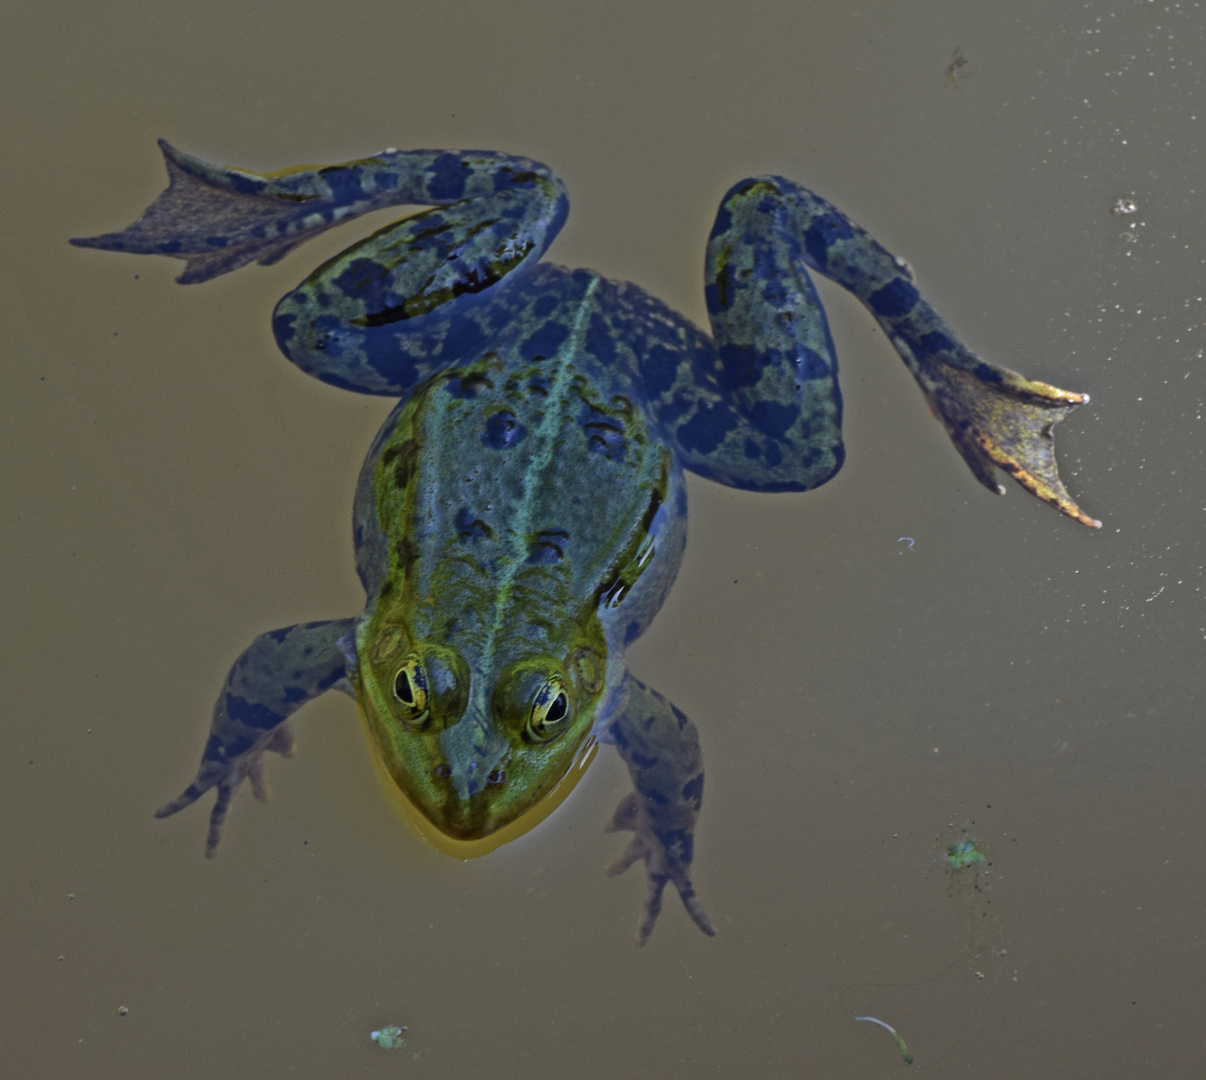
[
  {"xmin": 428, "ymin": 770, "xmax": 512, "ymax": 841},
  {"xmin": 429, "ymin": 715, "xmax": 512, "ymax": 836},
  {"xmin": 449, "ymin": 756, "xmax": 506, "ymax": 801}
]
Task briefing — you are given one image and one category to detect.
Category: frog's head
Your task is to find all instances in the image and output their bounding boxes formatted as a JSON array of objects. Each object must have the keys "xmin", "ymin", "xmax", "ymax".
[{"xmin": 353, "ymin": 617, "xmax": 607, "ymax": 840}]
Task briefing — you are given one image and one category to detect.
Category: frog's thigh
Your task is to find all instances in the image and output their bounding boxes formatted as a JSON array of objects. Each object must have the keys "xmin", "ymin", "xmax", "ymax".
[
  {"xmin": 272, "ymin": 183, "xmax": 566, "ymax": 397},
  {"xmin": 651, "ymin": 181, "xmax": 846, "ymax": 493}
]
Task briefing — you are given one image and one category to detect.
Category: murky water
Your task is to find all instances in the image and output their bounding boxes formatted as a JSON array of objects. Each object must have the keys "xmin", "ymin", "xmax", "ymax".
[{"xmin": 5, "ymin": 1, "xmax": 1204, "ymax": 1076}]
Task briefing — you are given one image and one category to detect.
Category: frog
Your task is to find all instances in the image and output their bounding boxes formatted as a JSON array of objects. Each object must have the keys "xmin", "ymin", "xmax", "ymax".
[{"xmin": 71, "ymin": 141, "xmax": 1099, "ymax": 944}]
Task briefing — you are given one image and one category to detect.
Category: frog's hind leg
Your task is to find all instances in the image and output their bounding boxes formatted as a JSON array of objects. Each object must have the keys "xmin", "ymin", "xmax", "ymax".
[
  {"xmin": 654, "ymin": 177, "xmax": 1097, "ymax": 526},
  {"xmin": 601, "ymin": 675, "xmax": 714, "ymax": 945},
  {"xmin": 71, "ymin": 141, "xmax": 570, "ymax": 396},
  {"xmin": 155, "ymin": 619, "xmax": 353, "ymax": 856},
  {"xmin": 763, "ymin": 179, "xmax": 1100, "ymax": 526}
]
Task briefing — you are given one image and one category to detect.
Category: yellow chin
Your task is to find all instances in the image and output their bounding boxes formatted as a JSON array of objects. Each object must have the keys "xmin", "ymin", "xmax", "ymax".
[{"xmin": 354, "ymin": 699, "xmax": 598, "ymax": 859}]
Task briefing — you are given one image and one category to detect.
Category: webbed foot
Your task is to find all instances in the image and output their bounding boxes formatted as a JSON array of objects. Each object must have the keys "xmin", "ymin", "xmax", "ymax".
[
  {"xmin": 155, "ymin": 721, "xmax": 296, "ymax": 856},
  {"xmin": 605, "ymin": 792, "xmax": 716, "ymax": 946},
  {"xmin": 69, "ymin": 141, "xmax": 347, "ymax": 284},
  {"xmin": 906, "ymin": 348, "xmax": 1101, "ymax": 527}
]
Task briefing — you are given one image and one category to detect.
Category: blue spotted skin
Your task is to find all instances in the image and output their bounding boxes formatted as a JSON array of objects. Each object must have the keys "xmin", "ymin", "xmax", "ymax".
[{"xmin": 73, "ymin": 142, "xmax": 1096, "ymax": 944}]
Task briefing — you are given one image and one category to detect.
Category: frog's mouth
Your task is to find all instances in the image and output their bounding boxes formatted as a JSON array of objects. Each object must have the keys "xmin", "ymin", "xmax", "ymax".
[
  {"xmin": 431, "ymin": 791, "xmax": 513, "ymax": 841},
  {"xmin": 426, "ymin": 719, "xmax": 591, "ymax": 841},
  {"xmin": 360, "ymin": 718, "xmax": 597, "ymax": 857}
]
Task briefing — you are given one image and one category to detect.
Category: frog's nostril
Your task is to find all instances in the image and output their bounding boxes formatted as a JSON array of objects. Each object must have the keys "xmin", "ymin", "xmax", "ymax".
[
  {"xmin": 433, "ymin": 763, "xmax": 452, "ymax": 779},
  {"xmin": 487, "ymin": 769, "xmax": 505, "ymax": 785}
]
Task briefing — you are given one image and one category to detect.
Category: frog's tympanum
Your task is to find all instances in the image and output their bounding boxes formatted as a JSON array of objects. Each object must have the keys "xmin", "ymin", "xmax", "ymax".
[{"xmin": 72, "ymin": 142, "xmax": 1098, "ymax": 943}]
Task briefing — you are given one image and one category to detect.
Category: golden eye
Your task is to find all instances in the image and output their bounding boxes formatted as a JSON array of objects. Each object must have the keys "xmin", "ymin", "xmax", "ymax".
[
  {"xmin": 393, "ymin": 655, "xmax": 431, "ymax": 729},
  {"xmin": 526, "ymin": 677, "xmax": 571, "ymax": 742}
]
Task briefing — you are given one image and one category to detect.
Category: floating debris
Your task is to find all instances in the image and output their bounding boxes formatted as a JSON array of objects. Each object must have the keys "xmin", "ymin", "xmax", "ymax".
[
  {"xmin": 946, "ymin": 839, "xmax": 986, "ymax": 869},
  {"xmin": 855, "ymin": 1015, "xmax": 914, "ymax": 1065},
  {"xmin": 945, "ymin": 47, "xmax": 970, "ymax": 89},
  {"xmin": 370, "ymin": 1025, "xmax": 407, "ymax": 1050},
  {"xmin": 1112, "ymin": 197, "xmax": 1138, "ymax": 215}
]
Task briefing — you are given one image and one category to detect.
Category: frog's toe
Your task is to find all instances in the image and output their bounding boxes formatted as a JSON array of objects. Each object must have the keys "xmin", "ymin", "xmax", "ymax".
[
  {"xmin": 604, "ymin": 795, "xmax": 715, "ymax": 945},
  {"xmin": 660, "ymin": 864, "xmax": 716, "ymax": 943},
  {"xmin": 204, "ymin": 777, "xmax": 239, "ymax": 857},
  {"xmin": 152, "ymin": 768, "xmax": 241, "ymax": 857},
  {"xmin": 609, "ymin": 835, "xmax": 715, "ymax": 946},
  {"xmin": 246, "ymin": 755, "xmax": 271, "ymax": 803},
  {"xmin": 156, "ymin": 720, "xmax": 298, "ymax": 856},
  {"xmin": 246, "ymin": 723, "xmax": 296, "ymax": 803},
  {"xmin": 604, "ymin": 790, "xmax": 640, "ymax": 833},
  {"xmin": 200, "ymin": 757, "xmax": 257, "ymax": 857},
  {"xmin": 153, "ymin": 782, "xmax": 208, "ymax": 820},
  {"xmin": 604, "ymin": 831, "xmax": 645, "ymax": 877},
  {"xmin": 265, "ymin": 721, "xmax": 296, "ymax": 757}
]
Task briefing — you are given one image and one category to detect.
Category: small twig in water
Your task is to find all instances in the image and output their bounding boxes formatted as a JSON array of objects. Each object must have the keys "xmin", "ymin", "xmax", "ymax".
[
  {"xmin": 945, "ymin": 47, "xmax": 970, "ymax": 89},
  {"xmin": 855, "ymin": 1015, "xmax": 914, "ymax": 1065}
]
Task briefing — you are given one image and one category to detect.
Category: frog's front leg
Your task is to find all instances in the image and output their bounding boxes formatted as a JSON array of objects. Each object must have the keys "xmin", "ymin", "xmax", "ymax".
[
  {"xmin": 156, "ymin": 619, "xmax": 353, "ymax": 855},
  {"xmin": 646, "ymin": 177, "xmax": 1098, "ymax": 526},
  {"xmin": 600, "ymin": 675, "xmax": 714, "ymax": 946}
]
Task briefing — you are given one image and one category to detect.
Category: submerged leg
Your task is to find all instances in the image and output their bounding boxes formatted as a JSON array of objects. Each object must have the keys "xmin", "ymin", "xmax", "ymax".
[
  {"xmin": 70, "ymin": 140, "xmax": 569, "ymax": 394},
  {"xmin": 648, "ymin": 177, "xmax": 1097, "ymax": 525},
  {"xmin": 155, "ymin": 619, "xmax": 353, "ymax": 855},
  {"xmin": 601, "ymin": 675, "xmax": 714, "ymax": 946}
]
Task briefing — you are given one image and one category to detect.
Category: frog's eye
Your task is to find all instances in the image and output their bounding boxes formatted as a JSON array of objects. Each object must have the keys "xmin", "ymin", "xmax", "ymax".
[
  {"xmin": 526, "ymin": 676, "xmax": 571, "ymax": 742},
  {"xmin": 393, "ymin": 655, "xmax": 431, "ymax": 729}
]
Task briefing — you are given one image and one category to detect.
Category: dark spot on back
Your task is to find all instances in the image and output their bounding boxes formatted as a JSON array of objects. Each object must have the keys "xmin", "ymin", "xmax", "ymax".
[
  {"xmin": 394, "ymin": 536, "xmax": 417, "ymax": 573},
  {"xmin": 482, "ymin": 411, "xmax": 527, "ymax": 450},
  {"xmin": 380, "ymin": 438, "xmax": 420, "ymax": 490},
  {"xmin": 579, "ymin": 402, "xmax": 628, "ymax": 462},
  {"xmin": 521, "ymin": 320, "xmax": 569, "ymax": 362},
  {"xmin": 455, "ymin": 508, "xmax": 493, "ymax": 542},
  {"xmin": 443, "ymin": 370, "xmax": 495, "ymax": 399},
  {"xmin": 528, "ymin": 529, "xmax": 569, "ymax": 564}
]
